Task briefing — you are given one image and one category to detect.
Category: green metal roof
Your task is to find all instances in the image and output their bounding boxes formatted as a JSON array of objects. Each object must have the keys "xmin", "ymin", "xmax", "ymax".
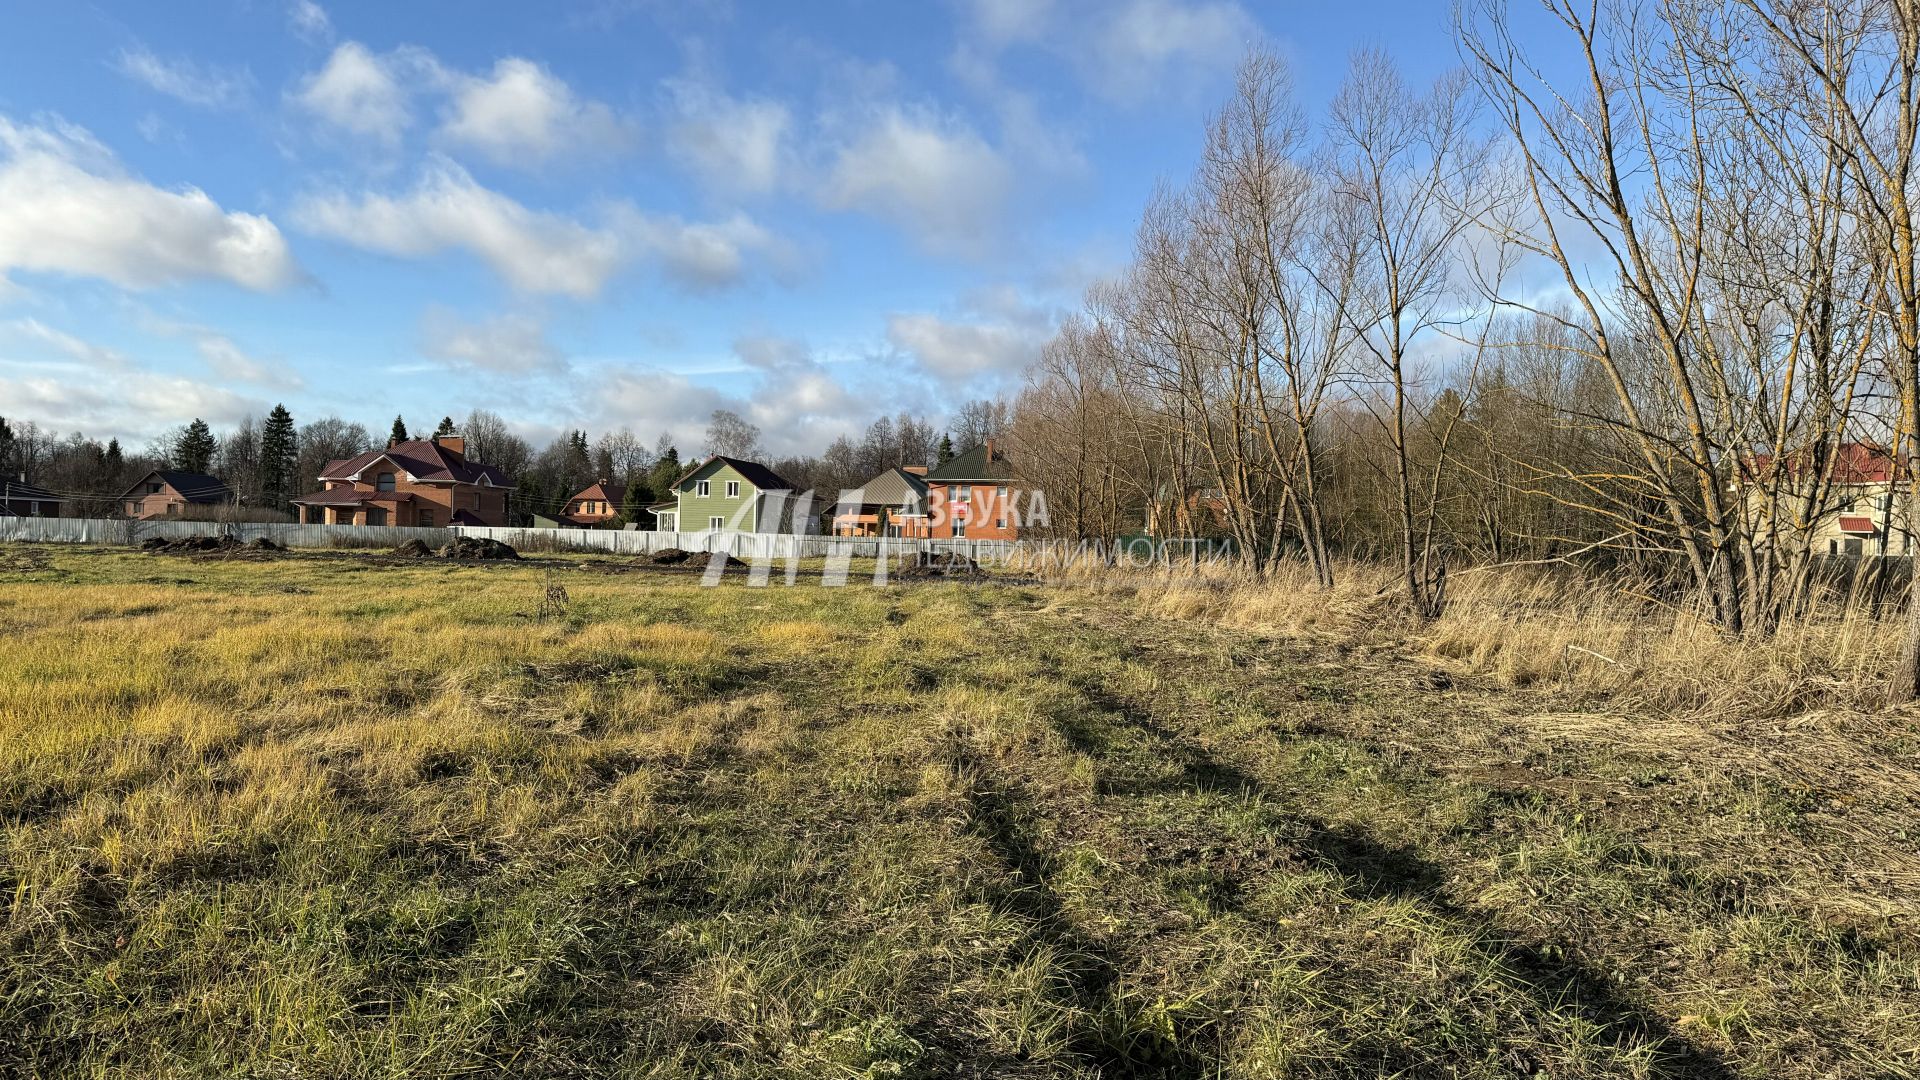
[{"xmin": 924, "ymin": 443, "xmax": 1013, "ymax": 482}]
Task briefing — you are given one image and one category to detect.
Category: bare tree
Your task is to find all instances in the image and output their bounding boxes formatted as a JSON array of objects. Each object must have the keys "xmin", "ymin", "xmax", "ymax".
[{"xmin": 703, "ymin": 409, "xmax": 763, "ymax": 459}]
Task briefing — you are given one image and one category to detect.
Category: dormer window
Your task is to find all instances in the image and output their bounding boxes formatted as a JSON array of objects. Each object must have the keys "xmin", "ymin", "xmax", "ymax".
[{"xmin": 377, "ymin": 472, "xmax": 396, "ymax": 492}]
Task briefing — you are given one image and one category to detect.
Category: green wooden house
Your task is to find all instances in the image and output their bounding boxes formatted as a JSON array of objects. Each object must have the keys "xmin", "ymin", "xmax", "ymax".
[{"xmin": 654, "ymin": 456, "xmax": 796, "ymax": 533}]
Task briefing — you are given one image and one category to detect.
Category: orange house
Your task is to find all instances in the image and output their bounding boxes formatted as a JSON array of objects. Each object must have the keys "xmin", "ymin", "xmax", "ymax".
[
  {"xmin": 555, "ymin": 480, "xmax": 627, "ymax": 528},
  {"xmin": 293, "ymin": 435, "xmax": 510, "ymax": 527},
  {"xmin": 915, "ymin": 441, "xmax": 1023, "ymax": 540}
]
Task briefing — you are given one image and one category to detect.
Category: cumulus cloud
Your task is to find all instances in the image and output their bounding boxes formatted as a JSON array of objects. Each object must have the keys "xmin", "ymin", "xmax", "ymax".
[
  {"xmin": 420, "ymin": 306, "xmax": 566, "ymax": 374},
  {"xmin": 1086, "ymin": 0, "xmax": 1255, "ymax": 99},
  {"xmin": 293, "ymin": 160, "xmax": 622, "ymax": 297},
  {"xmin": 291, "ymin": 41, "xmax": 419, "ymax": 145},
  {"xmin": 438, "ymin": 58, "xmax": 633, "ymax": 167},
  {"xmin": 616, "ymin": 209, "xmax": 779, "ymax": 290},
  {"xmin": 293, "ymin": 160, "xmax": 780, "ymax": 296},
  {"xmin": 886, "ymin": 285, "xmax": 1057, "ymax": 384},
  {"xmin": 819, "ymin": 104, "xmax": 1012, "ymax": 257},
  {"xmin": 289, "ymin": 0, "xmax": 333, "ymax": 42},
  {"xmin": 665, "ymin": 80, "xmax": 789, "ymax": 194},
  {"xmin": 0, "ymin": 115, "xmax": 301, "ymax": 292},
  {"xmin": 114, "ymin": 46, "xmax": 250, "ymax": 109},
  {"xmin": 0, "ymin": 370, "xmax": 258, "ymax": 445}
]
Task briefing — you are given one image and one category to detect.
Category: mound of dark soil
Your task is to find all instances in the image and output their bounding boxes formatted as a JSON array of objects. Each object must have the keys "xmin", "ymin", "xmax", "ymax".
[
  {"xmin": 652, "ymin": 549, "xmax": 749, "ymax": 569},
  {"xmin": 392, "ymin": 538, "xmax": 435, "ymax": 557},
  {"xmin": 245, "ymin": 536, "xmax": 283, "ymax": 552},
  {"xmin": 897, "ymin": 552, "xmax": 984, "ymax": 579},
  {"xmin": 437, "ymin": 537, "xmax": 520, "ymax": 561},
  {"xmin": 141, "ymin": 535, "xmax": 242, "ymax": 555}
]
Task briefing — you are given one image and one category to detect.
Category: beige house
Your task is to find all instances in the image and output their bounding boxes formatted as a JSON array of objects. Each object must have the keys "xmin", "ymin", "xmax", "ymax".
[{"xmin": 1746, "ymin": 442, "xmax": 1913, "ymax": 559}]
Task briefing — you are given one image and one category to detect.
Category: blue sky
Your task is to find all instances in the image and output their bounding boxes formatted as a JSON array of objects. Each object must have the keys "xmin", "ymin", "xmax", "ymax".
[{"xmin": 0, "ymin": 0, "xmax": 1471, "ymax": 455}]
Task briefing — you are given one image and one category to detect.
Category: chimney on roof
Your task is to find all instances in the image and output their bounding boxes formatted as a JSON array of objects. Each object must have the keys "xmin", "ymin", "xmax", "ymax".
[
  {"xmin": 902, "ymin": 465, "xmax": 927, "ymax": 476},
  {"xmin": 983, "ymin": 439, "xmax": 996, "ymax": 462},
  {"xmin": 434, "ymin": 434, "xmax": 466, "ymax": 457}
]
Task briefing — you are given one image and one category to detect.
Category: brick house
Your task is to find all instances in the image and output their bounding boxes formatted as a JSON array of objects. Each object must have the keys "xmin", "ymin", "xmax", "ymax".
[
  {"xmin": 118, "ymin": 470, "xmax": 235, "ymax": 520},
  {"xmin": 917, "ymin": 441, "xmax": 1023, "ymax": 540},
  {"xmin": 292, "ymin": 435, "xmax": 510, "ymax": 527},
  {"xmin": 1, "ymin": 477, "xmax": 61, "ymax": 518}
]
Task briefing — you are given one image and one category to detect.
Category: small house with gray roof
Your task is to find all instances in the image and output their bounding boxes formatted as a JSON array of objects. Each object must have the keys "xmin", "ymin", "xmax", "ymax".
[{"xmin": 832, "ymin": 465, "xmax": 930, "ymax": 537}]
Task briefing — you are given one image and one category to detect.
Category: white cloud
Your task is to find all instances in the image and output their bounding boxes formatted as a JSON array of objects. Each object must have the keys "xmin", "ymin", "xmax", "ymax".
[
  {"xmin": 114, "ymin": 46, "xmax": 250, "ymax": 109},
  {"xmin": 289, "ymin": 0, "xmax": 333, "ymax": 42},
  {"xmin": 2, "ymin": 317, "xmax": 129, "ymax": 368},
  {"xmin": 420, "ymin": 306, "xmax": 566, "ymax": 374},
  {"xmin": 1085, "ymin": 0, "xmax": 1255, "ymax": 99},
  {"xmin": 0, "ymin": 116, "xmax": 301, "ymax": 292},
  {"xmin": 962, "ymin": 0, "xmax": 1056, "ymax": 43},
  {"xmin": 438, "ymin": 58, "xmax": 633, "ymax": 167},
  {"xmin": 960, "ymin": 0, "xmax": 1255, "ymax": 102},
  {"xmin": 615, "ymin": 209, "xmax": 779, "ymax": 289},
  {"xmin": 886, "ymin": 285, "xmax": 1057, "ymax": 383},
  {"xmin": 193, "ymin": 332, "xmax": 286, "ymax": 385},
  {"xmin": 293, "ymin": 160, "xmax": 621, "ymax": 297},
  {"xmin": 291, "ymin": 41, "xmax": 418, "ymax": 145},
  {"xmin": 665, "ymin": 80, "xmax": 789, "ymax": 194},
  {"xmin": 293, "ymin": 160, "xmax": 780, "ymax": 296},
  {"xmin": 820, "ymin": 104, "xmax": 1012, "ymax": 256},
  {"xmin": 0, "ymin": 370, "xmax": 258, "ymax": 446}
]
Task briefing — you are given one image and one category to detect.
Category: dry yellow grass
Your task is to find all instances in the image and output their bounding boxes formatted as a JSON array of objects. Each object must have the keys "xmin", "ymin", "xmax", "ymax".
[
  {"xmin": 2, "ymin": 544, "xmax": 1916, "ymax": 1078},
  {"xmin": 1046, "ymin": 555, "xmax": 1904, "ymax": 718}
]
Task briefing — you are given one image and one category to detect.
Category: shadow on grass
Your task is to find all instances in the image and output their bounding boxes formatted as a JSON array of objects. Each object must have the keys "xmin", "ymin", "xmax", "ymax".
[
  {"xmin": 945, "ymin": 736, "xmax": 1212, "ymax": 1079},
  {"xmin": 1059, "ymin": 677, "xmax": 1740, "ymax": 1080}
]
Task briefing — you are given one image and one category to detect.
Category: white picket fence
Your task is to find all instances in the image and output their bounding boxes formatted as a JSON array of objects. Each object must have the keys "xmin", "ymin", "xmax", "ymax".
[
  {"xmin": 0, "ymin": 515, "xmax": 1016, "ymax": 560},
  {"xmin": 451, "ymin": 525, "xmax": 1017, "ymax": 561},
  {"xmin": 0, "ymin": 516, "xmax": 452, "ymax": 549}
]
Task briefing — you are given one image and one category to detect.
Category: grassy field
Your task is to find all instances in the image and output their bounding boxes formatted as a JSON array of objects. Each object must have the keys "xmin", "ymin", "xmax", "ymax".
[{"xmin": 2, "ymin": 544, "xmax": 1918, "ymax": 1078}]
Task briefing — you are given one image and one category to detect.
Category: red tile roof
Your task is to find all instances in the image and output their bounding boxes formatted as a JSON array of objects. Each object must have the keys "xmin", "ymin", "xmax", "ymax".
[
  {"xmin": 1838, "ymin": 515, "xmax": 1877, "ymax": 534},
  {"xmin": 568, "ymin": 480, "xmax": 628, "ymax": 506},
  {"xmin": 1750, "ymin": 442, "xmax": 1900, "ymax": 484},
  {"xmin": 319, "ymin": 439, "xmax": 509, "ymax": 487}
]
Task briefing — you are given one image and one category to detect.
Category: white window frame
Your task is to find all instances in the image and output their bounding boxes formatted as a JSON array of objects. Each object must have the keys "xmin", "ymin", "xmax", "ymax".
[
  {"xmin": 697, "ymin": 479, "xmax": 711, "ymax": 497},
  {"xmin": 726, "ymin": 480, "xmax": 740, "ymax": 498},
  {"xmin": 709, "ymin": 515, "xmax": 725, "ymax": 531}
]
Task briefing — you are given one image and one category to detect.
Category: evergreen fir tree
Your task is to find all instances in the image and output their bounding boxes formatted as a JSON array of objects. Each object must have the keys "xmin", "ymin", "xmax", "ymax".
[
  {"xmin": 434, "ymin": 416, "xmax": 456, "ymax": 438},
  {"xmin": 104, "ymin": 438, "xmax": 123, "ymax": 476},
  {"xmin": 174, "ymin": 419, "xmax": 217, "ymax": 473},
  {"xmin": 619, "ymin": 479, "xmax": 651, "ymax": 525},
  {"xmin": 648, "ymin": 446, "xmax": 681, "ymax": 499},
  {"xmin": 261, "ymin": 404, "xmax": 298, "ymax": 508},
  {"xmin": 937, "ymin": 434, "xmax": 955, "ymax": 466},
  {"xmin": 389, "ymin": 415, "xmax": 409, "ymax": 446}
]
